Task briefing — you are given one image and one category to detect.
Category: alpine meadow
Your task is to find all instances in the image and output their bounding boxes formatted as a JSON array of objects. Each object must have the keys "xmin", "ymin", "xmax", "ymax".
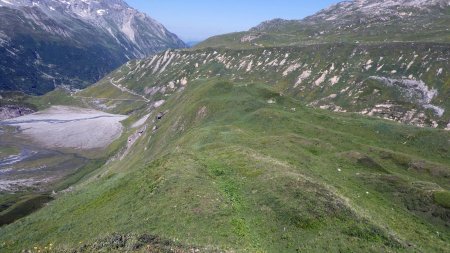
[{"xmin": 0, "ymin": 0, "xmax": 449, "ymax": 252}]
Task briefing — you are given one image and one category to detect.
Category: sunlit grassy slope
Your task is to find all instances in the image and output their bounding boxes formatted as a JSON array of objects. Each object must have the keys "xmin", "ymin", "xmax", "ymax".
[
  {"xmin": 196, "ymin": 7, "xmax": 450, "ymax": 49},
  {"xmin": 1, "ymin": 79, "xmax": 449, "ymax": 252}
]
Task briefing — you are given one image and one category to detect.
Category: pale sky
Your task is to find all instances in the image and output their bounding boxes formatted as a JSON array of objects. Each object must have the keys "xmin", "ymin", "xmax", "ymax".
[{"xmin": 126, "ymin": 0, "xmax": 341, "ymax": 42}]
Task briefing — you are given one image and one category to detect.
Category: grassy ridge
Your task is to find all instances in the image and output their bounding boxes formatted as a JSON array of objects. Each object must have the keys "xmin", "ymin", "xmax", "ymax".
[
  {"xmin": 0, "ymin": 79, "xmax": 448, "ymax": 252},
  {"xmin": 196, "ymin": 7, "xmax": 450, "ymax": 49}
]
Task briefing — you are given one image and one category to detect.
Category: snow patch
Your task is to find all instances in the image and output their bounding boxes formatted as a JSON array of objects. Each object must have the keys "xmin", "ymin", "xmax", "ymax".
[
  {"xmin": 314, "ymin": 71, "xmax": 328, "ymax": 86},
  {"xmin": 294, "ymin": 70, "xmax": 312, "ymax": 88},
  {"xmin": 330, "ymin": 76, "xmax": 340, "ymax": 85},
  {"xmin": 246, "ymin": 60, "xmax": 254, "ymax": 72},
  {"xmin": 0, "ymin": 0, "xmax": 13, "ymax": 5},
  {"xmin": 406, "ymin": 60, "xmax": 415, "ymax": 70},
  {"xmin": 330, "ymin": 63, "xmax": 335, "ymax": 72},
  {"xmin": 283, "ymin": 63, "xmax": 301, "ymax": 76},
  {"xmin": 153, "ymin": 100, "xmax": 165, "ymax": 108},
  {"xmin": 180, "ymin": 77, "xmax": 188, "ymax": 86},
  {"xmin": 96, "ymin": 9, "xmax": 106, "ymax": 16}
]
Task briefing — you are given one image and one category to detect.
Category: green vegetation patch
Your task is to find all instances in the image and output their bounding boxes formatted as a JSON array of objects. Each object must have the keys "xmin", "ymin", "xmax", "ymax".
[
  {"xmin": 0, "ymin": 194, "xmax": 52, "ymax": 226},
  {"xmin": 434, "ymin": 191, "xmax": 450, "ymax": 209}
]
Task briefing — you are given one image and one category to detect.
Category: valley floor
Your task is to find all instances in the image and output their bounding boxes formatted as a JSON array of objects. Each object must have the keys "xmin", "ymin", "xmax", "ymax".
[
  {"xmin": 1, "ymin": 106, "xmax": 127, "ymax": 150},
  {"xmin": 0, "ymin": 106, "xmax": 127, "ymax": 228}
]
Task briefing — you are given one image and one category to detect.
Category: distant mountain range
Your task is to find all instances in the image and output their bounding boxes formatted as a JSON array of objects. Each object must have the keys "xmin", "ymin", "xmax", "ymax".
[
  {"xmin": 185, "ymin": 41, "xmax": 202, "ymax": 47},
  {"xmin": 199, "ymin": 0, "xmax": 450, "ymax": 48},
  {"xmin": 0, "ymin": 0, "xmax": 186, "ymax": 95},
  {"xmin": 191, "ymin": 0, "xmax": 449, "ymax": 129}
]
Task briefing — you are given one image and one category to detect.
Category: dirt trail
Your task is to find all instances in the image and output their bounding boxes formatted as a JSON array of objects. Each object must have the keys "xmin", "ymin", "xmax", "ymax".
[{"xmin": 109, "ymin": 78, "xmax": 150, "ymax": 102}]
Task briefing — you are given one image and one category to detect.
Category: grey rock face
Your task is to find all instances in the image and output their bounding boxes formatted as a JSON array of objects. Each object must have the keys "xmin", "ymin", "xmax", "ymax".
[{"xmin": 0, "ymin": 0, "xmax": 186, "ymax": 95}]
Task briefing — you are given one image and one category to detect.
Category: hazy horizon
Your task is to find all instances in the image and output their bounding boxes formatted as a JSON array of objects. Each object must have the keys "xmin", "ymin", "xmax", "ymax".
[{"xmin": 126, "ymin": 0, "xmax": 341, "ymax": 42}]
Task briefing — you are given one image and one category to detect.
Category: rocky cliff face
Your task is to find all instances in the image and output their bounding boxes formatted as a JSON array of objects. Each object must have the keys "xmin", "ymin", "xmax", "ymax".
[{"xmin": 0, "ymin": 0, "xmax": 186, "ymax": 95}]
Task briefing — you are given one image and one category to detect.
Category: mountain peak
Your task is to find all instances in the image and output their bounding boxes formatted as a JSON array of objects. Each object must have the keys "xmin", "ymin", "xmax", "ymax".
[
  {"xmin": 251, "ymin": 0, "xmax": 450, "ymax": 32},
  {"xmin": 352, "ymin": 0, "xmax": 449, "ymax": 6},
  {"xmin": 0, "ymin": 0, "xmax": 186, "ymax": 94},
  {"xmin": 1, "ymin": 0, "xmax": 185, "ymax": 56},
  {"xmin": 306, "ymin": 0, "xmax": 448, "ymax": 24}
]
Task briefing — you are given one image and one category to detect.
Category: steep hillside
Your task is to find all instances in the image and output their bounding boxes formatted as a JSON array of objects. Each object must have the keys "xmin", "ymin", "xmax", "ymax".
[
  {"xmin": 81, "ymin": 44, "xmax": 449, "ymax": 129},
  {"xmin": 1, "ymin": 77, "xmax": 449, "ymax": 252},
  {"xmin": 0, "ymin": 0, "xmax": 186, "ymax": 95},
  {"xmin": 193, "ymin": 0, "xmax": 450, "ymax": 128}
]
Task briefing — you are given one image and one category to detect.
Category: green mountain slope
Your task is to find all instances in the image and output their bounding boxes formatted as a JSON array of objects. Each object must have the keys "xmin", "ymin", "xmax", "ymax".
[
  {"xmin": 197, "ymin": 1, "xmax": 450, "ymax": 49},
  {"xmin": 84, "ymin": 44, "xmax": 449, "ymax": 129},
  {"xmin": 1, "ymin": 1, "xmax": 449, "ymax": 252},
  {"xmin": 1, "ymin": 78, "xmax": 449, "ymax": 252},
  {"xmin": 188, "ymin": 0, "xmax": 450, "ymax": 129}
]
